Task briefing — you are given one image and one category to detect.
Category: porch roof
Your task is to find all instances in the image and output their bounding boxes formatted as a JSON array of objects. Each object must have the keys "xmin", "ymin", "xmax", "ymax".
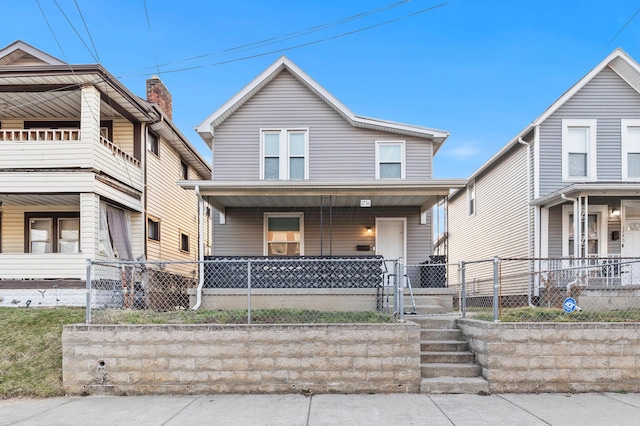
[
  {"xmin": 179, "ymin": 179, "xmax": 465, "ymax": 211},
  {"xmin": 531, "ymin": 183, "xmax": 640, "ymax": 207}
]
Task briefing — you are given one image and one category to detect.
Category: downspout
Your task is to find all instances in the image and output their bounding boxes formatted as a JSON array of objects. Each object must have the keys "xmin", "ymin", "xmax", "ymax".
[
  {"xmin": 518, "ymin": 137, "xmax": 534, "ymax": 307},
  {"xmin": 192, "ymin": 185, "xmax": 205, "ymax": 310}
]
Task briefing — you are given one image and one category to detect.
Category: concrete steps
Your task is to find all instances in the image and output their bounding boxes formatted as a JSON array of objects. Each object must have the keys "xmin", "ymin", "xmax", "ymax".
[{"xmin": 412, "ymin": 316, "xmax": 489, "ymax": 395}]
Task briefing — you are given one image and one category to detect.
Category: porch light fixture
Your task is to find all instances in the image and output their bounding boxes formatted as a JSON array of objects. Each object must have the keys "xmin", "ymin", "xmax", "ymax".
[
  {"xmin": 611, "ymin": 208, "xmax": 621, "ymax": 218},
  {"xmin": 366, "ymin": 226, "xmax": 373, "ymax": 235}
]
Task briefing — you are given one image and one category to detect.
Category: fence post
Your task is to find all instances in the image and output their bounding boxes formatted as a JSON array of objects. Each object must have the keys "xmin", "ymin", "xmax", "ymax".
[
  {"xmin": 460, "ymin": 261, "xmax": 466, "ymax": 318},
  {"xmin": 247, "ymin": 260, "xmax": 252, "ymax": 325},
  {"xmin": 396, "ymin": 259, "xmax": 404, "ymax": 321},
  {"xmin": 85, "ymin": 259, "xmax": 92, "ymax": 324},
  {"xmin": 493, "ymin": 256, "xmax": 500, "ymax": 322}
]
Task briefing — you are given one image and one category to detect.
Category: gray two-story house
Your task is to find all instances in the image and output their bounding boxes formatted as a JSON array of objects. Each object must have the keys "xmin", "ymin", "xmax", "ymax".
[
  {"xmin": 181, "ymin": 56, "xmax": 465, "ymax": 310},
  {"xmin": 446, "ymin": 48, "xmax": 640, "ymax": 295}
]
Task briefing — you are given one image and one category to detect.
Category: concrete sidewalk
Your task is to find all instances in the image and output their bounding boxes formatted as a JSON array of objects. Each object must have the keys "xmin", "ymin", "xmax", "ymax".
[{"xmin": 1, "ymin": 392, "xmax": 639, "ymax": 425}]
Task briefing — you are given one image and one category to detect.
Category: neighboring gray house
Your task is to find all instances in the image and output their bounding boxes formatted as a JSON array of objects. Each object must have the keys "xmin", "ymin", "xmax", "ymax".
[
  {"xmin": 181, "ymin": 56, "xmax": 464, "ymax": 307},
  {"xmin": 446, "ymin": 48, "xmax": 640, "ymax": 272}
]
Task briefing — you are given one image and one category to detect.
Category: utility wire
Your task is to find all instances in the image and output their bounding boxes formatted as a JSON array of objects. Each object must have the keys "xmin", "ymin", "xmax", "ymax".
[
  {"xmin": 142, "ymin": 0, "xmax": 162, "ymax": 76},
  {"xmin": 143, "ymin": 2, "xmax": 447, "ymax": 76},
  {"xmin": 75, "ymin": 0, "xmax": 101, "ymax": 62},
  {"xmin": 603, "ymin": 6, "xmax": 640, "ymax": 50},
  {"xmin": 132, "ymin": 0, "xmax": 413, "ymax": 73},
  {"xmin": 53, "ymin": 0, "xmax": 98, "ymax": 62}
]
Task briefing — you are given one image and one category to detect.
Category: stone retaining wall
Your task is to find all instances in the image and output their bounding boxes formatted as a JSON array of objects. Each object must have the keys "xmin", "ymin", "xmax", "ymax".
[
  {"xmin": 62, "ymin": 323, "xmax": 420, "ymax": 395},
  {"xmin": 457, "ymin": 319, "xmax": 640, "ymax": 393}
]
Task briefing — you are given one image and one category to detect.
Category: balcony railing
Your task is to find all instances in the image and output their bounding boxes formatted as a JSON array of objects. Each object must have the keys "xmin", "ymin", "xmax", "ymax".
[
  {"xmin": 0, "ymin": 128, "xmax": 80, "ymax": 141},
  {"xmin": 0, "ymin": 128, "xmax": 140, "ymax": 168}
]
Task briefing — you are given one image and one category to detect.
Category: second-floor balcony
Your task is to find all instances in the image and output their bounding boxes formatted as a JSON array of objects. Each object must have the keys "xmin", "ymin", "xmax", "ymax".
[{"xmin": 0, "ymin": 128, "xmax": 143, "ymax": 190}]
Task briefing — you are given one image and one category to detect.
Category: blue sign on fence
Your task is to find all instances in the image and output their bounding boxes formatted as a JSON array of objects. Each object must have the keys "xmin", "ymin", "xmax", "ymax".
[{"xmin": 563, "ymin": 297, "xmax": 577, "ymax": 313}]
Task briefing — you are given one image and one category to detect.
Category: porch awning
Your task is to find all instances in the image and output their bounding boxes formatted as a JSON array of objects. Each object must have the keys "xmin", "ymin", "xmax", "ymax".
[
  {"xmin": 532, "ymin": 183, "xmax": 640, "ymax": 208},
  {"xmin": 179, "ymin": 179, "xmax": 466, "ymax": 224}
]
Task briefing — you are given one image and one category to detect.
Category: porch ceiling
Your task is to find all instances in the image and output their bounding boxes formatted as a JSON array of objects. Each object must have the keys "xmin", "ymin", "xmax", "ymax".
[
  {"xmin": 0, "ymin": 67, "xmax": 152, "ymax": 122},
  {"xmin": 532, "ymin": 183, "xmax": 640, "ymax": 208},
  {"xmin": 0, "ymin": 193, "xmax": 79, "ymax": 206},
  {"xmin": 180, "ymin": 179, "xmax": 466, "ymax": 210}
]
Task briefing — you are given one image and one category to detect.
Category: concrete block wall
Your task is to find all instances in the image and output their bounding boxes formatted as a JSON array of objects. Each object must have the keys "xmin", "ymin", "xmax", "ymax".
[
  {"xmin": 63, "ymin": 323, "xmax": 421, "ymax": 395},
  {"xmin": 457, "ymin": 319, "xmax": 640, "ymax": 393}
]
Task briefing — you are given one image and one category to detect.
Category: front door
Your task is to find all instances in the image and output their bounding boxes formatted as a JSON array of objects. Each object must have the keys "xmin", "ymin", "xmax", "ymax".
[
  {"xmin": 375, "ymin": 218, "xmax": 406, "ymax": 276},
  {"xmin": 622, "ymin": 201, "xmax": 640, "ymax": 285}
]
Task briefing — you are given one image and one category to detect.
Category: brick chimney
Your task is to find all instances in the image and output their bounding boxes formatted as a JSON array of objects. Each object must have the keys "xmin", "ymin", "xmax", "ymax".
[{"xmin": 146, "ymin": 76, "xmax": 173, "ymax": 120}]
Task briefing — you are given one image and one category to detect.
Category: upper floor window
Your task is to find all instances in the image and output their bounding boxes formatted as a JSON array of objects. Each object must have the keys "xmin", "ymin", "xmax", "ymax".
[
  {"xmin": 147, "ymin": 132, "xmax": 159, "ymax": 156},
  {"xmin": 467, "ymin": 180, "xmax": 476, "ymax": 216},
  {"xmin": 261, "ymin": 129, "xmax": 308, "ymax": 180},
  {"xmin": 180, "ymin": 159, "xmax": 188, "ymax": 179},
  {"xmin": 562, "ymin": 119, "xmax": 597, "ymax": 181},
  {"xmin": 376, "ymin": 141, "xmax": 405, "ymax": 179},
  {"xmin": 180, "ymin": 231, "xmax": 190, "ymax": 253},
  {"xmin": 622, "ymin": 119, "xmax": 640, "ymax": 180}
]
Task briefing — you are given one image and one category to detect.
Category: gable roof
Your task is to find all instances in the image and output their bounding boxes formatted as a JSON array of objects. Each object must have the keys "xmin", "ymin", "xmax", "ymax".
[
  {"xmin": 0, "ymin": 40, "xmax": 66, "ymax": 66},
  {"xmin": 195, "ymin": 56, "xmax": 449, "ymax": 150},
  {"xmin": 450, "ymin": 48, "xmax": 640, "ymax": 199}
]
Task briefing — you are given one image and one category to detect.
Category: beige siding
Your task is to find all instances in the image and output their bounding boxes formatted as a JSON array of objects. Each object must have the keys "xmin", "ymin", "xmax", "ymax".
[
  {"xmin": 146, "ymin": 136, "xmax": 201, "ymax": 262},
  {"xmin": 0, "ymin": 254, "xmax": 86, "ymax": 280},
  {"xmin": 213, "ymin": 70, "xmax": 433, "ymax": 181},
  {"xmin": 80, "ymin": 193, "xmax": 99, "ymax": 257},
  {"xmin": 447, "ymin": 144, "xmax": 529, "ymax": 267},
  {"xmin": 112, "ymin": 118, "xmax": 134, "ymax": 155},
  {"xmin": 213, "ymin": 206, "xmax": 430, "ymax": 264},
  {"xmin": 0, "ymin": 140, "xmax": 92, "ymax": 169}
]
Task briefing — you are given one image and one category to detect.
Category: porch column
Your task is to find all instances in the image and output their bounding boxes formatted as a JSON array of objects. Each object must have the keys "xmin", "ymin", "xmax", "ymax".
[
  {"xmin": 80, "ymin": 85, "xmax": 101, "ymax": 144},
  {"xmin": 80, "ymin": 193, "xmax": 99, "ymax": 258}
]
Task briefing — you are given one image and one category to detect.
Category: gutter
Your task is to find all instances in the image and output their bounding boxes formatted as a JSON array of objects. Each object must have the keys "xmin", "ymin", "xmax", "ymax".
[{"xmin": 192, "ymin": 185, "xmax": 205, "ymax": 310}]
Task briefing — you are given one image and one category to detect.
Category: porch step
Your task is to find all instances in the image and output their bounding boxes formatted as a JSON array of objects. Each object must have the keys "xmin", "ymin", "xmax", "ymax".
[
  {"xmin": 421, "ymin": 351, "xmax": 475, "ymax": 364},
  {"xmin": 420, "ymin": 328, "xmax": 462, "ymax": 340},
  {"xmin": 420, "ymin": 377, "xmax": 489, "ymax": 394},
  {"xmin": 421, "ymin": 362, "xmax": 482, "ymax": 378},
  {"xmin": 420, "ymin": 340, "xmax": 469, "ymax": 352}
]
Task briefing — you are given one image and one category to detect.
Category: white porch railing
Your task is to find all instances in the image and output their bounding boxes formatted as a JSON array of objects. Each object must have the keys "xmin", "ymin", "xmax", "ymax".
[
  {"xmin": 0, "ymin": 128, "xmax": 80, "ymax": 141},
  {"xmin": 99, "ymin": 136, "xmax": 140, "ymax": 167}
]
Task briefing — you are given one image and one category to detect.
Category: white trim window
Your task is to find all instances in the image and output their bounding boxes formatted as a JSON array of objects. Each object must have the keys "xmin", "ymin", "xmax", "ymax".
[
  {"xmin": 264, "ymin": 213, "xmax": 304, "ymax": 256},
  {"xmin": 375, "ymin": 141, "xmax": 405, "ymax": 179},
  {"xmin": 260, "ymin": 129, "xmax": 308, "ymax": 180},
  {"xmin": 622, "ymin": 119, "xmax": 640, "ymax": 180},
  {"xmin": 467, "ymin": 180, "xmax": 476, "ymax": 216},
  {"xmin": 562, "ymin": 119, "xmax": 597, "ymax": 181},
  {"xmin": 562, "ymin": 204, "xmax": 607, "ymax": 257}
]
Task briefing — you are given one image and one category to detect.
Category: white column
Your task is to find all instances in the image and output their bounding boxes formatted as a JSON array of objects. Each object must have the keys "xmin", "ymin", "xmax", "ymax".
[
  {"xmin": 80, "ymin": 193, "xmax": 99, "ymax": 258},
  {"xmin": 80, "ymin": 85, "xmax": 101, "ymax": 144}
]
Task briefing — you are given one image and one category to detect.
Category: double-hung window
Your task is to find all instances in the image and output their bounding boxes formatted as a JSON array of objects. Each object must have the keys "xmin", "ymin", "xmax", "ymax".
[
  {"xmin": 25, "ymin": 213, "xmax": 80, "ymax": 254},
  {"xmin": 264, "ymin": 213, "xmax": 303, "ymax": 256},
  {"xmin": 622, "ymin": 119, "xmax": 640, "ymax": 180},
  {"xmin": 562, "ymin": 119, "xmax": 597, "ymax": 181},
  {"xmin": 467, "ymin": 180, "xmax": 476, "ymax": 216},
  {"xmin": 261, "ymin": 129, "xmax": 308, "ymax": 180},
  {"xmin": 562, "ymin": 205, "xmax": 607, "ymax": 257},
  {"xmin": 376, "ymin": 141, "xmax": 405, "ymax": 179}
]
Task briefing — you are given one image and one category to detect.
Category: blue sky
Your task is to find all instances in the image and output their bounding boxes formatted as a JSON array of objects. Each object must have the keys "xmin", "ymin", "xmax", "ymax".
[{"xmin": 3, "ymin": 1, "xmax": 640, "ymax": 178}]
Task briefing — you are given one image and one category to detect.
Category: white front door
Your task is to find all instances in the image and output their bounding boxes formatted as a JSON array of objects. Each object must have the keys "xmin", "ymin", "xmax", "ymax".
[
  {"xmin": 621, "ymin": 201, "xmax": 640, "ymax": 285},
  {"xmin": 375, "ymin": 218, "xmax": 406, "ymax": 275}
]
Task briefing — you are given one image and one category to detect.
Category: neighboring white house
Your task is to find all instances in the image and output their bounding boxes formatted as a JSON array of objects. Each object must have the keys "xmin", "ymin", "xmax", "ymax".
[
  {"xmin": 445, "ymin": 48, "xmax": 640, "ymax": 292},
  {"xmin": 0, "ymin": 41, "xmax": 211, "ymax": 307}
]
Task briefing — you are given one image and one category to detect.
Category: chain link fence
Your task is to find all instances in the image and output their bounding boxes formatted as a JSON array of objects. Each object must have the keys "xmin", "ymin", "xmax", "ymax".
[
  {"xmin": 87, "ymin": 257, "xmax": 397, "ymax": 324},
  {"xmin": 460, "ymin": 257, "xmax": 640, "ymax": 322}
]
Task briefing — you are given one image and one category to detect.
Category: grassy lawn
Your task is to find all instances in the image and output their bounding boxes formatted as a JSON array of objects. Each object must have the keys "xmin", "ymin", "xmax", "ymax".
[
  {"xmin": 472, "ymin": 307, "xmax": 640, "ymax": 322},
  {"xmin": 0, "ymin": 307, "xmax": 84, "ymax": 399}
]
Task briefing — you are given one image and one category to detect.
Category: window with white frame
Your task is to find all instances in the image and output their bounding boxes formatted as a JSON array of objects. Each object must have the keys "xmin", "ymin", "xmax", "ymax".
[
  {"xmin": 562, "ymin": 205, "xmax": 607, "ymax": 257},
  {"xmin": 261, "ymin": 129, "xmax": 308, "ymax": 180},
  {"xmin": 622, "ymin": 119, "xmax": 640, "ymax": 180},
  {"xmin": 264, "ymin": 213, "xmax": 303, "ymax": 256},
  {"xmin": 376, "ymin": 141, "xmax": 405, "ymax": 179},
  {"xmin": 562, "ymin": 119, "xmax": 597, "ymax": 181},
  {"xmin": 467, "ymin": 180, "xmax": 476, "ymax": 216}
]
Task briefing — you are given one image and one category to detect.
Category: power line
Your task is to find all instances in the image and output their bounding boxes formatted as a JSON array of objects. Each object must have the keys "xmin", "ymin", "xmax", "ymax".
[
  {"xmin": 604, "ymin": 6, "xmax": 640, "ymax": 50},
  {"xmin": 53, "ymin": 0, "xmax": 98, "ymax": 62},
  {"xmin": 122, "ymin": 2, "xmax": 448, "ymax": 77},
  {"xmin": 131, "ymin": 0, "xmax": 413, "ymax": 73},
  {"xmin": 142, "ymin": 0, "xmax": 162, "ymax": 76},
  {"xmin": 74, "ymin": 0, "xmax": 101, "ymax": 62}
]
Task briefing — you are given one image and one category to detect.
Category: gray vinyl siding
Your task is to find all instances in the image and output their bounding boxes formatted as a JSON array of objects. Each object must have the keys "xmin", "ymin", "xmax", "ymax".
[
  {"xmin": 212, "ymin": 70, "xmax": 432, "ymax": 181},
  {"xmin": 212, "ymin": 206, "xmax": 430, "ymax": 264},
  {"xmin": 538, "ymin": 66, "xmax": 640, "ymax": 196},
  {"xmin": 547, "ymin": 205, "xmax": 563, "ymax": 257},
  {"xmin": 447, "ymin": 143, "xmax": 529, "ymax": 264}
]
